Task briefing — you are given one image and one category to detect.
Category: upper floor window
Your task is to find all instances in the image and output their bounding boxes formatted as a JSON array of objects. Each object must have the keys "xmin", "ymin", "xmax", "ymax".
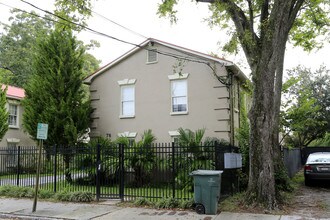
[
  {"xmin": 121, "ymin": 85, "xmax": 135, "ymax": 118},
  {"xmin": 8, "ymin": 104, "xmax": 18, "ymax": 128},
  {"xmin": 147, "ymin": 49, "xmax": 158, "ymax": 64},
  {"xmin": 171, "ymin": 80, "xmax": 188, "ymax": 114}
]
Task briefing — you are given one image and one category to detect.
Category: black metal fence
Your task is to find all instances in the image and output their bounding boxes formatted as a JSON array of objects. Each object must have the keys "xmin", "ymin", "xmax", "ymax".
[{"xmin": 0, "ymin": 143, "xmax": 236, "ymax": 201}]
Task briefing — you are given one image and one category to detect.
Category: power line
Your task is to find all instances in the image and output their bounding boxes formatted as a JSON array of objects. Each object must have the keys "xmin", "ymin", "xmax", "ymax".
[
  {"xmin": 19, "ymin": 0, "xmax": 221, "ymax": 66},
  {"xmin": 20, "ymin": 0, "xmax": 142, "ymax": 48},
  {"xmin": 90, "ymin": 10, "xmax": 148, "ymax": 39},
  {"xmin": 1, "ymin": 0, "xmax": 231, "ymax": 85}
]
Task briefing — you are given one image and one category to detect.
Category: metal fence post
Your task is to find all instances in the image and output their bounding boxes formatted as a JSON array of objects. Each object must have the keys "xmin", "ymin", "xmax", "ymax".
[
  {"xmin": 96, "ymin": 143, "xmax": 101, "ymax": 201},
  {"xmin": 171, "ymin": 142, "xmax": 175, "ymax": 199},
  {"xmin": 119, "ymin": 143, "xmax": 124, "ymax": 202},
  {"xmin": 53, "ymin": 144, "xmax": 57, "ymax": 193},
  {"xmin": 16, "ymin": 146, "xmax": 21, "ymax": 186}
]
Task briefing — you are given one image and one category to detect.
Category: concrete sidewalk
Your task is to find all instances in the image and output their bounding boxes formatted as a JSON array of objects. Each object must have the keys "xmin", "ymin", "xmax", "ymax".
[{"xmin": 0, "ymin": 198, "xmax": 327, "ymax": 220}]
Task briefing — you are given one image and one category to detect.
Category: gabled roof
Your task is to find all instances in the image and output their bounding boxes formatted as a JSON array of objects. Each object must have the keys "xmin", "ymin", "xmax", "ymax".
[
  {"xmin": 84, "ymin": 38, "xmax": 243, "ymax": 84},
  {"xmin": 1, "ymin": 85, "xmax": 25, "ymax": 100}
]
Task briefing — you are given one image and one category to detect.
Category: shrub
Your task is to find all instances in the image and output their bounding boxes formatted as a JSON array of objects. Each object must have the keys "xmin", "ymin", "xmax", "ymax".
[
  {"xmin": 155, "ymin": 197, "xmax": 179, "ymax": 209},
  {"xmin": 69, "ymin": 191, "xmax": 94, "ymax": 202},
  {"xmin": 38, "ymin": 189, "xmax": 55, "ymax": 199},
  {"xmin": 134, "ymin": 197, "xmax": 152, "ymax": 206},
  {"xmin": 0, "ymin": 185, "xmax": 94, "ymax": 203},
  {"xmin": 179, "ymin": 198, "xmax": 194, "ymax": 209},
  {"xmin": 0, "ymin": 185, "xmax": 34, "ymax": 198},
  {"xmin": 54, "ymin": 191, "xmax": 72, "ymax": 201}
]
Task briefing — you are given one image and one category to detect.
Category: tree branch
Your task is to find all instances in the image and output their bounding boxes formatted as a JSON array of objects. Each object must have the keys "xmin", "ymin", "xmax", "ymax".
[
  {"xmin": 260, "ymin": 0, "xmax": 269, "ymax": 25},
  {"xmin": 288, "ymin": 0, "xmax": 305, "ymax": 29},
  {"xmin": 217, "ymin": 0, "xmax": 260, "ymax": 66},
  {"xmin": 247, "ymin": 0, "xmax": 255, "ymax": 34}
]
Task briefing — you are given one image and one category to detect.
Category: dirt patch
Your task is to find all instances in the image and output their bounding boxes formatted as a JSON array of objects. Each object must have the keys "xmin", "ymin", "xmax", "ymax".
[
  {"xmin": 219, "ymin": 178, "xmax": 330, "ymax": 218},
  {"xmin": 287, "ymin": 182, "xmax": 330, "ymax": 218}
]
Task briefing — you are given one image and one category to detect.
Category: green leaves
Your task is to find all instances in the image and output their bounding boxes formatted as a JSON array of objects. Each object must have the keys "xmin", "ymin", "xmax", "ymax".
[
  {"xmin": 177, "ymin": 127, "xmax": 205, "ymax": 146},
  {"xmin": 290, "ymin": 0, "xmax": 330, "ymax": 51},
  {"xmin": 0, "ymin": 85, "xmax": 8, "ymax": 141},
  {"xmin": 281, "ymin": 65, "xmax": 330, "ymax": 147},
  {"xmin": 22, "ymin": 28, "xmax": 92, "ymax": 146},
  {"xmin": 157, "ymin": 0, "xmax": 178, "ymax": 24},
  {"xmin": 116, "ymin": 130, "xmax": 157, "ymax": 187},
  {"xmin": 0, "ymin": 10, "xmax": 52, "ymax": 87}
]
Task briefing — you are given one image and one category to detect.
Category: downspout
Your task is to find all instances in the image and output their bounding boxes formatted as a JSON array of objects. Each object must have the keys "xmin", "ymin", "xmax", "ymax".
[{"xmin": 229, "ymin": 73, "xmax": 235, "ymax": 145}]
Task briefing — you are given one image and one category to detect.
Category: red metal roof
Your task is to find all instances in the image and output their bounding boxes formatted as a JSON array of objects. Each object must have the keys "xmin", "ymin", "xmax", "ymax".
[{"xmin": 1, "ymin": 85, "xmax": 25, "ymax": 99}]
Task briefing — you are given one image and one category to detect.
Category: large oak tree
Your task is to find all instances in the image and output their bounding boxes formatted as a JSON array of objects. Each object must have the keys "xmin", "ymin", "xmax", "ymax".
[{"xmin": 158, "ymin": 0, "xmax": 329, "ymax": 209}]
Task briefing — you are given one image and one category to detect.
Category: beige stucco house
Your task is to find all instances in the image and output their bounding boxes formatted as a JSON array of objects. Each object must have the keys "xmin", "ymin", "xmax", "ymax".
[
  {"xmin": 84, "ymin": 38, "xmax": 249, "ymax": 145},
  {"xmin": 0, "ymin": 85, "xmax": 36, "ymax": 148}
]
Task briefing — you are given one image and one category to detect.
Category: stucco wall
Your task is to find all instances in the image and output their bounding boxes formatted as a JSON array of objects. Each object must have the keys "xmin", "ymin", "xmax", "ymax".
[
  {"xmin": 90, "ymin": 43, "xmax": 235, "ymax": 143},
  {"xmin": 0, "ymin": 100, "xmax": 36, "ymax": 148}
]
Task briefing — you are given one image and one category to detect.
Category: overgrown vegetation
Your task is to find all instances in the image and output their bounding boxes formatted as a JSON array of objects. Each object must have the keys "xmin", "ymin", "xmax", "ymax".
[
  {"xmin": 235, "ymin": 91, "xmax": 250, "ymax": 190},
  {"xmin": 220, "ymin": 171, "xmax": 304, "ymax": 213},
  {"xmin": 125, "ymin": 197, "xmax": 195, "ymax": 210},
  {"xmin": 0, "ymin": 185, "xmax": 94, "ymax": 202}
]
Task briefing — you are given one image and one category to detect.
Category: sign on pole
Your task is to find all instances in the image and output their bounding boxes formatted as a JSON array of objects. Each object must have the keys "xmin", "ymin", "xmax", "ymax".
[
  {"xmin": 33, "ymin": 123, "xmax": 48, "ymax": 212},
  {"xmin": 37, "ymin": 123, "xmax": 48, "ymax": 140}
]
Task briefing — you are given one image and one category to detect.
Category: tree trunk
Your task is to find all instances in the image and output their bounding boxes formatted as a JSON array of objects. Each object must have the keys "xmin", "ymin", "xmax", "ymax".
[
  {"xmin": 248, "ymin": 60, "xmax": 277, "ymax": 209},
  {"xmin": 243, "ymin": 0, "xmax": 303, "ymax": 209}
]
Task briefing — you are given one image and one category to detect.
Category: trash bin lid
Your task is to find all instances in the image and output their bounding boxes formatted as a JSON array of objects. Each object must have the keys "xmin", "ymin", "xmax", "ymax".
[{"xmin": 189, "ymin": 169, "xmax": 223, "ymax": 176}]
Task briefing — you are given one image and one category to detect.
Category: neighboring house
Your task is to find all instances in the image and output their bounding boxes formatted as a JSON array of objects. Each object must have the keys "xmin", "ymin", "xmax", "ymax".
[
  {"xmin": 84, "ymin": 38, "xmax": 249, "ymax": 145},
  {"xmin": 0, "ymin": 85, "xmax": 36, "ymax": 148}
]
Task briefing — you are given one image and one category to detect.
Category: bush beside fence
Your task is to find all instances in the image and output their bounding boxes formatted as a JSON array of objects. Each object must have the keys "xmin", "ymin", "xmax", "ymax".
[{"xmin": 0, "ymin": 142, "xmax": 235, "ymax": 201}]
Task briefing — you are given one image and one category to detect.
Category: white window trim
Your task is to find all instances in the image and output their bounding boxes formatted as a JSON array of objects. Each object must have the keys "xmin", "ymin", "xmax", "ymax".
[
  {"xmin": 118, "ymin": 132, "xmax": 137, "ymax": 138},
  {"xmin": 168, "ymin": 131, "xmax": 180, "ymax": 145},
  {"xmin": 120, "ymin": 85, "xmax": 135, "ymax": 119},
  {"xmin": 117, "ymin": 78, "xmax": 136, "ymax": 86},
  {"xmin": 168, "ymin": 73, "xmax": 189, "ymax": 80},
  {"xmin": 118, "ymin": 79, "xmax": 136, "ymax": 119},
  {"xmin": 168, "ymin": 130, "xmax": 180, "ymax": 136},
  {"xmin": 8, "ymin": 103, "xmax": 19, "ymax": 128},
  {"xmin": 6, "ymin": 138, "xmax": 20, "ymax": 144},
  {"xmin": 146, "ymin": 48, "xmax": 158, "ymax": 64},
  {"xmin": 170, "ymin": 79, "xmax": 188, "ymax": 115}
]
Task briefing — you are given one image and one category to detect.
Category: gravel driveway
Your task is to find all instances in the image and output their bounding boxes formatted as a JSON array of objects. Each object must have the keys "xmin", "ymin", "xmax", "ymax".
[{"xmin": 289, "ymin": 181, "xmax": 330, "ymax": 219}]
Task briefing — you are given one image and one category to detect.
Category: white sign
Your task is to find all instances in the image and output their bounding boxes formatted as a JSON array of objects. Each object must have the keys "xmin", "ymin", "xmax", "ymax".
[
  {"xmin": 224, "ymin": 153, "xmax": 242, "ymax": 169},
  {"xmin": 37, "ymin": 123, "xmax": 48, "ymax": 140}
]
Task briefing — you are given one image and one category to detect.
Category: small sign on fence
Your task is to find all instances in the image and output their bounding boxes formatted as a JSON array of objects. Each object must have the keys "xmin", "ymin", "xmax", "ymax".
[{"xmin": 224, "ymin": 153, "xmax": 242, "ymax": 169}]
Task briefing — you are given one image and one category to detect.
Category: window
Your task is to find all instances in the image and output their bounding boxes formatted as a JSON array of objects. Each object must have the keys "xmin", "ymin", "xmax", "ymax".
[
  {"xmin": 147, "ymin": 49, "xmax": 158, "ymax": 63},
  {"xmin": 121, "ymin": 85, "xmax": 135, "ymax": 117},
  {"xmin": 171, "ymin": 80, "xmax": 187, "ymax": 113},
  {"xmin": 8, "ymin": 104, "xmax": 18, "ymax": 127}
]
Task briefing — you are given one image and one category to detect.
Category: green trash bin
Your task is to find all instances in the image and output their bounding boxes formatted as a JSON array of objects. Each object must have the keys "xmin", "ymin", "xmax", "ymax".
[{"xmin": 190, "ymin": 170, "xmax": 223, "ymax": 215}]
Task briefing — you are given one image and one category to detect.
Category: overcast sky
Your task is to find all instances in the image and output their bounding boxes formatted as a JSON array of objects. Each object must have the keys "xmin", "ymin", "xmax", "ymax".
[{"xmin": 0, "ymin": 0, "xmax": 329, "ymax": 77}]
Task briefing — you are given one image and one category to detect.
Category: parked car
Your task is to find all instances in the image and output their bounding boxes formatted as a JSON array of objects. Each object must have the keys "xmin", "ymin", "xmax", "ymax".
[{"xmin": 304, "ymin": 152, "xmax": 330, "ymax": 186}]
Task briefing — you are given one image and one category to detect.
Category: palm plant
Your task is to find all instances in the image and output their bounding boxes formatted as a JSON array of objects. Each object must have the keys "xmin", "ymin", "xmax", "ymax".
[
  {"xmin": 174, "ymin": 128, "xmax": 215, "ymax": 190},
  {"xmin": 116, "ymin": 129, "xmax": 157, "ymax": 187},
  {"xmin": 75, "ymin": 137, "xmax": 117, "ymax": 185}
]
